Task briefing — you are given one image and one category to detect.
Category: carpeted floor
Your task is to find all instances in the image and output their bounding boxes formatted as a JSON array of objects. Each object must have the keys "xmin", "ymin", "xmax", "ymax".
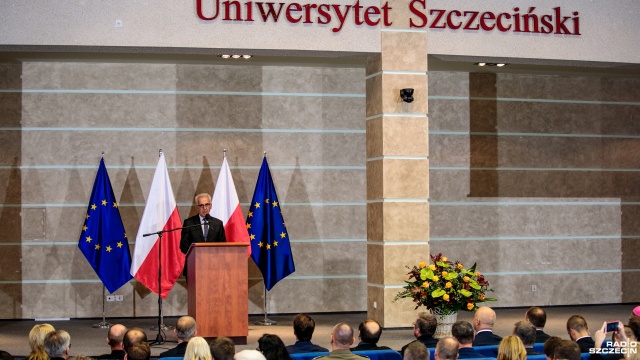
[{"xmin": 0, "ymin": 304, "xmax": 636, "ymax": 358}]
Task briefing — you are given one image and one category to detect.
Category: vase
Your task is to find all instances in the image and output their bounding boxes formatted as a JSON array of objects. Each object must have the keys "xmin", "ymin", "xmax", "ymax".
[{"xmin": 431, "ymin": 309, "xmax": 458, "ymax": 338}]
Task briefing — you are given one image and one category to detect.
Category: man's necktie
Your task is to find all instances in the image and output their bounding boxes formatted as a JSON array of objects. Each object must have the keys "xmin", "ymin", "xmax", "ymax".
[{"xmin": 202, "ymin": 218, "xmax": 209, "ymax": 239}]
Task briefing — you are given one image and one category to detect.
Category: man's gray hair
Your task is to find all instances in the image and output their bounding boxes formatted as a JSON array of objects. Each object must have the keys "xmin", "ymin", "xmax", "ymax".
[
  {"xmin": 44, "ymin": 330, "xmax": 71, "ymax": 358},
  {"xmin": 194, "ymin": 193, "xmax": 211, "ymax": 204}
]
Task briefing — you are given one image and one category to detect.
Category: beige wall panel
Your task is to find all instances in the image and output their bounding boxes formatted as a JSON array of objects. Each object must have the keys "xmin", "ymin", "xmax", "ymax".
[
  {"xmin": 133, "ymin": 279, "xmax": 188, "ymax": 317},
  {"xmin": 622, "ymin": 272, "xmax": 640, "ymax": 303},
  {"xmin": 0, "ymin": 245, "xmax": 21, "ymax": 281},
  {"xmin": 366, "ymin": 55, "xmax": 382, "ymax": 77},
  {"xmin": 289, "ymin": 241, "xmax": 366, "ymax": 277},
  {"xmin": 0, "ymin": 131, "xmax": 22, "ymax": 166},
  {"xmin": 382, "ymin": 202, "xmax": 429, "ymax": 241},
  {"xmin": 621, "ymin": 204, "xmax": 640, "ymax": 238},
  {"xmin": 0, "ymin": 63, "xmax": 23, "ymax": 89},
  {"xmin": 381, "ymin": 117, "xmax": 429, "ymax": 156},
  {"xmin": 621, "ymin": 238, "xmax": 640, "ymax": 270},
  {"xmin": 384, "ymin": 244, "xmax": 431, "ymax": 284},
  {"xmin": 366, "ymin": 75, "xmax": 383, "ymax": 117},
  {"xmin": 367, "ymin": 202, "xmax": 384, "ymax": 242},
  {"xmin": 380, "ymin": 159, "xmax": 429, "ymax": 199},
  {"xmin": 367, "ymin": 244, "xmax": 384, "ymax": 284},
  {"xmin": 428, "ymin": 72, "xmax": 470, "ymax": 97},
  {"xmin": 429, "ymin": 238, "xmax": 621, "ymax": 274},
  {"xmin": 381, "ymin": 74, "xmax": 428, "ymax": 115},
  {"xmin": 382, "ymin": 287, "xmax": 421, "ymax": 328},
  {"xmin": 260, "ymin": 66, "xmax": 365, "ymax": 94},
  {"xmin": 430, "ymin": 202, "xmax": 621, "ymax": 238},
  {"xmin": 366, "ymin": 118, "xmax": 383, "ymax": 158},
  {"xmin": 428, "ymin": 134, "xmax": 470, "ymax": 167},
  {"xmin": 0, "ymin": 284, "xmax": 22, "ymax": 319},
  {"xmin": 261, "ymin": 97, "xmax": 365, "ymax": 130},
  {"xmin": 381, "ymin": 32, "xmax": 427, "ymax": 72},
  {"xmin": 0, "ymin": 93, "xmax": 21, "ymax": 126},
  {"xmin": 367, "ymin": 160, "xmax": 383, "ymax": 200}
]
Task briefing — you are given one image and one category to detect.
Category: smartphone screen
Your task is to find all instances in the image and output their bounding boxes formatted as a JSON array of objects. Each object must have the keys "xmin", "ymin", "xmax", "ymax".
[{"xmin": 606, "ymin": 321, "xmax": 619, "ymax": 332}]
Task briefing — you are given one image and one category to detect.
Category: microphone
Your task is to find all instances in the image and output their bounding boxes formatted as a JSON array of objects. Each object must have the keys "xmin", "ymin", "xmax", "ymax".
[{"xmin": 203, "ymin": 214, "xmax": 212, "ymax": 225}]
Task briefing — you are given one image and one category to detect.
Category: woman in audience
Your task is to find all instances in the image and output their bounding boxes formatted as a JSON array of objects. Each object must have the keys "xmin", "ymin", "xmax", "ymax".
[
  {"xmin": 184, "ymin": 336, "xmax": 212, "ymax": 360},
  {"xmin": 497, "ymin": 335, "xmax": 527, "ymax": 360},
  {"xmin": 27, "ymin": 324, "xmax": 55, "ymax": 360},
  {"xmin": 258, "ymin": 334, "xmax": 292, "ymax": 360}
]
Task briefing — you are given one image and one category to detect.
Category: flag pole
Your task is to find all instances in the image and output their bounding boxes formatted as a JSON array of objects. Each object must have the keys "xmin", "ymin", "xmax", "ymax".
[
  {"xmin": 254, "ymin": 287, "xmax": 277, "ymax": 325},
  {"xmin": 92, "ymin": 285, "xmax": 112, "ymax": 328}
]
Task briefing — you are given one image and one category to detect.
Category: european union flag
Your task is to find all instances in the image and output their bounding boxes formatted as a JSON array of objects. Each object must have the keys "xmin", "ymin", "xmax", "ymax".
[
  {"xmin": 78, "ymin": 158, "xmax": 132, "ymax": 293},
  {"xmin": 247, "ymin": 156, "xmax": 295, "ymax": 291}
]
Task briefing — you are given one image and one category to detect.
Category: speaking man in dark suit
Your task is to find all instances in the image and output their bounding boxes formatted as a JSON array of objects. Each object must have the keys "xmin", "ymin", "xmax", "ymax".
[{"xmin": 180, "ymin": 193, "xmax": 226, "ymax": 255}]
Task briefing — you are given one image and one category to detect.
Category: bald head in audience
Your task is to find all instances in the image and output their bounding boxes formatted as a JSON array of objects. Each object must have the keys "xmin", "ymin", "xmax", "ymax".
[
  {"xmin": 331, "ymin": 323, "xmax": 355, "ymax": 350},
  {"xmin": 435, "ymin": 338, "xmax": 459, "ymax": 360}
]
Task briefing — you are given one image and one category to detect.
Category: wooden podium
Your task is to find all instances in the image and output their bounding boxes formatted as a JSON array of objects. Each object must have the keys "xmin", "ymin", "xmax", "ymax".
[{"xmin": 186, "ymin": 242, "xmax": 249, "ymax": 342}]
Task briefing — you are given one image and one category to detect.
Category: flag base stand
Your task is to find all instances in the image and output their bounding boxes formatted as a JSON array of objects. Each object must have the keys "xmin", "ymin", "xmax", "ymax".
[
  {"xmin": 254, "ymin": 318, "xmax": 277, "ymax": 326},
  {"xmin": 92, "ymin": 286, "xmax": 112, "ymax": 329},
  {"xmin": 93, "ymin": 321, "xmax": 112, "ymax": 329}
]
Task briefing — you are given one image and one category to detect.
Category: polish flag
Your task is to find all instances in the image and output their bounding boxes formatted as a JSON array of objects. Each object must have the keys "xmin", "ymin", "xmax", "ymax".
[
  {"xmin": 211, "ymin": 155, "xmax": 251, "ymax": 255},
  {"xmin": 130, "ymin": 152, "xmax": 185, "ymax": 298}
]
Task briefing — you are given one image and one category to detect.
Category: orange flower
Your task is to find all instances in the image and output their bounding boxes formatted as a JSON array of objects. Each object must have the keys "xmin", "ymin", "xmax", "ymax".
[
  {"xmin": 422, "ymin": 282, "xmax": 429, "ymax": 288},
  {"xmin": 442, "ymin": 271, "xmax": 448, "ymax": 277},
  {"xmin": 475, "ymin": 271, "xmax": 480, "ymax": 277},
  {"xmin": 432, "ymin": 276, "xmax": 439, "ymax": 282},
  {"xmin": 419, "ymin": 261, "xmax": 427, "ymax": 268},
  {"xmin": 442, "ymin": 256, "xmax": 448, "ymax": 262},
  {"xmin": 429, "ymin": 264, "xmax": 437, "ymax": 271},
  {"xmin": 467, "ymin": 303, "xmax": 475, "ymax": 310},
  {"xmin": 457, "ymin": 263, "xmax": 463, "ymax": 269},
  {"xmin": 443, "ymin": 294, "xmax": 450, "ymax": 301},
  {"xmin": 445, "ymin": 282, "xmax": 453, "ymax": 289},
  {"xmin": 463, "ymin": 276, "xmax": 471, "ymax": 282},
  {"xmin": 479, "ymin": 294, "xmax": 485, "ymax": 301}
]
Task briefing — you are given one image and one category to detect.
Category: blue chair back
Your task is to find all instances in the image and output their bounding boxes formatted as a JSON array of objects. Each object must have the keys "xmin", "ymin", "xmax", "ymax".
[
  {"xmin": 532, "ymin": 343, "xmax": 545, "ymax": 354},
  {"xmin": 527, "ymin": 355, "xmax": 547, "ymax": 360},
  {"xmin": 290, "ymin": 352, "xmax": 330, "ymax": 360},
  {"xmin": 473, "ymin": 345, "xmax": 500, "ymax": 357},
  {"xmin": 353, "ymin": 350, "xmax": 402, "ymax": 360}
]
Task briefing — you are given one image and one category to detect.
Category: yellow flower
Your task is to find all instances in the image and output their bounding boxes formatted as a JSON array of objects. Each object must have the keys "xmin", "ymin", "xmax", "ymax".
[
  {"xmin": 467, "ymin": 303, "xmax": 475, "ymax": 310},
  {"xmin": 429, "ymin": 264, "xmax": 437, "ymax": 271},
  {"xmin": 445, "ymin": 282, "xmax": 452, "ymax": 289},
  {"xmin": 419, "ymin": 261, "xmax": 427, "ymax": 268},
  {"xmin": 457, "ymin": 263, "xmax": 463, "ymax": 269},
  {"xmin": 422, "ymin": 282, "xmax": 429, "ymax": 288},
  {"xmin": 442, "ymin": 271, "xmax": 448, "ymax": 277},
  {"xmin": 432, "ymin": 276, "xmax": 439, "ymax": 282},
  {"xmin": 442, "ymin": 256, "xmax": 448, "ymax": 262},
  {"xmin": 463, "ymin": 276, "xmax": 471, "ymax": 282},
  {"xmin": 475, "ymin": 271, "xmax": 480, "ymax": 277},
  {"xmin": 443, "ymin": 294, "xmax": 450, "ymax": 301}
]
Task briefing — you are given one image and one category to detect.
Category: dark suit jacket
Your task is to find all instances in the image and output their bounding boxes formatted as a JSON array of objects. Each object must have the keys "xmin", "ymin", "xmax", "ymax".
[
  {"xmin": 179, "ymin": 214, "xmax": 226, "ymax": 254},
  {"xmin": 286, "ymin": 340, "xmax": 329, "ymax": 354},
  {"xmin": 159, "ymin": 341, "xmax": 189, "ymax": 358},
  {"xmin": 535, "ymin": 330, "xmax": 551, "ymax": 343},
  {"xmin": 576, "ymin": 337, "xmax": 595, "ymax": 353},
  {"xmin": 96, "ymin": 350, "xmax": 126, "ymax": 360},
  {"xmin": 401, "ymin": 335, "xmax": 439, "ymax": 356},
  {"xmin": 351, "ymin": 342, "xmax": 391, "ymax": 351},
  {"xmin": 458, "ymin": 347, "xmax": 487, "ymax": 359},
  {"xmin": 472, "ymin": 330, "xmax": 503, "ymax": 346}
]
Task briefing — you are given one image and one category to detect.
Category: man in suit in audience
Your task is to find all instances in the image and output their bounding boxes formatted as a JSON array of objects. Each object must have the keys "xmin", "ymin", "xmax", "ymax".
[
  {"xmin": 123, "ymin": 327, "xmax": 148, "ymax": 353},
  {"xmin": 180, "ymin": 193, "xmax": 226, "ymax": 254},
  {"xmin": 526, "ymin": 307, "xmax": 551, "ymax": 343},
  {"xmin": 452, "ymin": 321, "xmax": 485, "ymax": 359},
  {"xmin": 211, "ymin": 336, "xmax": 236, "ymax": 360},
  {"xmin": 472, "ymin": 306, "xmax": 502, "ymax": 346},
  {"xmin": 158, "ymin": 316, "xmax": 197, "ymax": 358},
  {"xmin": 513, "ymin": 321, "xmax": 542, "ymax": 355},
  {"xmin": 566, "ymin": 315, "xmax": 595, "ymax": 353},
  {"xmin": 554, "ymin": 340, "xmax": 581, "ymax": 360},
  {"xmin": 403, "ymin": 341, "xmax": 430, "ymax": 360},
  {"xmin": 435, "ymin": 338, "xmax": 459, "ymax": 360},
  {"xmin": 543, "ymin": 337, "xmax": 563, "ymax": 360},
  {"xmin": 401, "ymin": 312, "xmax": 439, "ymax": 356},
  {"xmin": 97, "ymin": 324, "xmax": 128, "ymax": 359},
  {"xmin": 44, "ymin": 330, "xmax": 71, "ymax": 360},
  {"xmin": 286, "ymin": 313, "xmax": 329, "ymax": 354},
  {"xmin": 351, "ymin": 319, "xmax": 391, "ymax": 351},
  {"xmin": 315, "ymin": 323, "xmax": 367, "ymax": 360},
  {"xmin": 126, "ymin": 342, "xmax": 151, "ymax": 360}
]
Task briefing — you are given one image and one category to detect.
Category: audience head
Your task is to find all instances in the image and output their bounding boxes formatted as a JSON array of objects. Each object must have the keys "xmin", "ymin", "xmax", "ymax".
[
  {"xmin": 434, "ymin": 337, "xmax": 459, "ymax": 360},
  {"xmin": 543, "ymin": 336, "xmax": 564, "ymax": 360},
  {"xmin": 235, "ymin": 350, "xmax": 266, "ymax": 360},
  {"xmin": 566, "ymin": 315, "xmax": 589, "ymax": 340},
  {"xmin": 0, "ymin": 351, "xmax": 14, "ymax": 360},
  {"xmin": 107, "ymin": 324, "xmax": 127, "ymax": 350},
  {"xmin": 358, "ymin": 319, "xmax": 383, "ymax": 345},
  {"xmin": 68, "ymin": 356, "xmax": 93, "ymax": 360},
  {"xmin": 629, "ymin": 316, "xmax": 640, "ymax": 340},
  {"xmin": 513, "ymin": 321, "xmax": 537, "ymax": 347},
  {"xmin": 210, "ymin": 336, "xmax": 236, "ymax": 360},
  {"xmin": 125, "ymin": 342, "xmax": 151, "ymax": 360},
  {"xmin": 451, "ymin": 321, "xmax": 475, "ymax": 346},
  {"xmin": 552, "ymin": 340, "xmax": 580, "ymax": 360},
  {"xmin": 28, "ymin": 323, "xmax": 56, "ymax": 359},
  {"xmin": 292, "ymin": 314, "xmax": 316, "ymax": 342},
  {"xmin": 123, "ymin": 327, "xmax": 148, "ymax": 354},
  {"xmin": 330, "ymin": 323, "xmax": 354, "ymax": 350},
  {"xmin": 497, "ymin": 336, "xmax": 526, "ymax": 360},
  {"xmin": 403, "ymin": 341, "xmax": 430, "ymax": 360},
  {"xmin": 414, "ymin": 312, "xmax": 438, "ymax": 339},
  {"xmin": 525, "ymin": 307, "xmax": 547, "ymax": 329},
  {"xmin": 474, "ymin": 306, "xmax": 497, "ymax": 331},
  {"xmin": 176, "ymin": 316, "xmax": 198, "ymax": 341},
  {"xmin": 633, "ymin": 306, "xmax": 640, "ymax": 318},
  {"xmin": 44, "ymin": 330, "xmax": 71, "ymax": 360},
  {"xmin": 184, "ymin": 336, "xmax": 212, "ymax": 360},
  {"xmin": 257, "ymin": 334, "xmax": 291, "ymax": 360}
]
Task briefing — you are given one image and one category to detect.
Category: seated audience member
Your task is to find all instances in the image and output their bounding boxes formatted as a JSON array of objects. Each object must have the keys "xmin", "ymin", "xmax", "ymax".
[
  {"xmin": 68, "ymin": 356, "xmax": 94, "ymax": 360},
  {"xmin": 452, "ymin": 321, "xmax": 485, "ymax": 359},
  {"xmin": 351, "ymin": 319, "xmax": 391, "ymax": 351},
  {"xmin": 184, "ymin": 337, "xmax": 212, "ymax": 360},
  {"xmin": 513, "ymin": 321, "xmax": 541, "ymax": 356},
  {"xmin": 159, "ymin": 316, "xmax": 197, "ymax": 358},
  {"xmin": 0, "ymin": 350, "xmax": 14, "ymax": 360},
  {"xmin": 403, "ymin": 341, "xmax": 429, "ymax": 360},
  {"xmin": 123, "ymin": 328, "xmax": 147, "ymax": 355},
  {"xmin": 44, "ymin": 330, "xmax": 71, "ymax": 360},
  {"xmin": 497, "ymin": 336, "xmax": 526, "ymax": 360},
  {"xmin": 286, "ymin": 314, "xmax": 329, "ymax": 354},
  {"xmin": 566, "ymin": 315, "xmax": 595, "ymax": 353},
  {"xmin": 126, "ymin": 342, "xmax": 151, "ymax": 360},
  {"xmin": 542, "ymin": 337, "xmax": 563, "ymax": 360},
  {"xmin": 235, "ymin": 350, "xmax": 266, "ymax": 360},
  {"xmin": 401, "ymin": 312, "xmax": 439, "ymax": 356},
  {"xmin": 553, "ymin": 340, "xmax": 581, "ymax": 360},
  {"xmin": 593, "ymin": 318, "xmax": 640, "ymax": 360},
  {"xmin": 315, "ymin": 323, "xmax": 367, "ymax": 360},
  {"xmin": 97, "ymin": 324, "xmax": 127, "ymax": 360},
  {"xmin": 28, "ymin": 324, "xmax": 56, "ymax": 360},
  {"xmin": 473, "ymin": 306, "xmax": 503, "ymax": 347},
  {"xmin": 435, "ymin": 338, "xmax": 459, "ymax": 360},
  {"xmin": 210, "ymin": 336, "xmax": 236, "ymax": 360},
  {"xmin": 258, "ymin": 334, "xmax": 292, "ymax": 360},
  {"xmin": 525, "ymin": 307, "xmax": 551, "ymax": 344}
]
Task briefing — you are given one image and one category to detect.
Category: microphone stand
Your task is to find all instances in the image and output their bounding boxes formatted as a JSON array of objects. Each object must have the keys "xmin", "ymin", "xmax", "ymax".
[{"xmin": 143, "ymin": 220, "xmax": 210, "ymax": 345}]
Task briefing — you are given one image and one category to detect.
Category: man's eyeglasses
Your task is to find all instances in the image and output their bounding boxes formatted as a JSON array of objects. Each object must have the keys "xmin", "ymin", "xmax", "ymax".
[{"xmin": 197, "ymin": 203, "xmax": 211, "ymax": 208}]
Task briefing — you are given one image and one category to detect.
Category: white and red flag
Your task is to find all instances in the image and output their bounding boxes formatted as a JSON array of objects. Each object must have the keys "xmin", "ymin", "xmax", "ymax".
[
  {"xmin": 211, "ymin": 153, "xmax": 251, "ymax": 255},
  {"xmin": 130, "ymin": 151, "xmax": 185, "ymax": 298}
]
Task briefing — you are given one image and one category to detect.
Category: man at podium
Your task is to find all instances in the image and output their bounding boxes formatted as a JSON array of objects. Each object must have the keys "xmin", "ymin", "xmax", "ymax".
[{"xmin": 180, "ymin": 193, "xmax": 226, "ymax": 255}]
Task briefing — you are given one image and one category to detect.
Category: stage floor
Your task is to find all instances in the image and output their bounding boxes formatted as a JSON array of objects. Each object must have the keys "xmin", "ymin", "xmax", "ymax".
[{"xmin": 0, "ymin": 304, "xmax": 636, "ymax": 357}]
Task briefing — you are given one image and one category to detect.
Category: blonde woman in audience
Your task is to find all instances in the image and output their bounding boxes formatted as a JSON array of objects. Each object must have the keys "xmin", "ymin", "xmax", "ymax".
[
  {"xmin": 497, "ymin": 335, "xmax": 527, "ymax": 360},
  {"xmin": 184, "ymin": 337, "xmax": 212, "ymax": 360},
  {"xmin": 27, "ymin": 324, "xmax": 56, "ymax": 360}
]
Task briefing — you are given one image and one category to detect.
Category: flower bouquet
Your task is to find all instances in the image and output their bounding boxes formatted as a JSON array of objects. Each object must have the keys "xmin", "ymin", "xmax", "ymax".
[{"xmin": 394, "ymin": 253, "xmax": 496, "ymax": 315}]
